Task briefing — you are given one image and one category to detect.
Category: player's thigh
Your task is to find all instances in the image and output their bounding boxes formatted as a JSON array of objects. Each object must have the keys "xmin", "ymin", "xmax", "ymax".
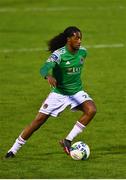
[{"xmin": 76, "ymin": 100, "xmax": 97, "ymax": 114}]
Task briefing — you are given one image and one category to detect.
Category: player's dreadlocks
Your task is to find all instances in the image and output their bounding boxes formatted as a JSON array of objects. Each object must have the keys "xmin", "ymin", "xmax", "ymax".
[{"xmin": 48, "ymin": 26, "xmax": 81, "ymax": 53}]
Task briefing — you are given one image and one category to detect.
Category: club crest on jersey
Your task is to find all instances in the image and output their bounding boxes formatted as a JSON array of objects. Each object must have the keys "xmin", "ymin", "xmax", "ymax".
[{"xmin": 80, "ymin": 57, "xmax": 84, "ymax": 64}]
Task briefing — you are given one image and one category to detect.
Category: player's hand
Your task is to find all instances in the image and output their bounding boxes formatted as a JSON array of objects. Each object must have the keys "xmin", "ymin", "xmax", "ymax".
[{"xmin": 46, "ymin": 75, "xmax": 57, "ymax": 87}]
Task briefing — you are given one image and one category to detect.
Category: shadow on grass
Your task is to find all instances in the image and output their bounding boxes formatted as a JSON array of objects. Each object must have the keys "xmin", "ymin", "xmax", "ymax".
[
  {"xmin": 20, "ymin": 151, "xmax": 66, "ymax": 160},
  {"xmin": 1, "ymin": 150, "xmax": 66, "ymax": 161},
  {"xmin": 93, "ymin": 144, "xmax": 126, "ymax": 156}
]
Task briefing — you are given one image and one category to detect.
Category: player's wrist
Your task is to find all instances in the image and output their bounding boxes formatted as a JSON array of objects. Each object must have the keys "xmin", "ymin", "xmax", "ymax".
[
  {"xmin": 44, "ymin": 75, "xmax": 49, "ymax": 79},
  {"xmin": 45, "ymin": 75, "xmax": 51, "ymax": 80}
]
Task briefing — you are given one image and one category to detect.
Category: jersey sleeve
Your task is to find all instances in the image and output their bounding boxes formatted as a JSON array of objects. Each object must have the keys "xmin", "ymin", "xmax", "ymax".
[
  {"xmin": 40, "ymin": 61, "xmax": 55, "ymax": 78},
  {"xmin": 46, "ymin": 50, "xmax": 61, "ymax": 64},
  {"xmin": 40, "ymin": 50, "xmax": 61, "ymax": 78}
]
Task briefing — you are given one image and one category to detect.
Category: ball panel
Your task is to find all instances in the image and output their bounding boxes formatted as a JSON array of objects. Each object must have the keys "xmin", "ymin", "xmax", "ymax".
[
  {"xmin": 82, "ymin": 144, "xmax": 90, "ymax": 160},
  {"xmin": 70, "ymin": 149, "xmax": 84, "ymax": 160}
]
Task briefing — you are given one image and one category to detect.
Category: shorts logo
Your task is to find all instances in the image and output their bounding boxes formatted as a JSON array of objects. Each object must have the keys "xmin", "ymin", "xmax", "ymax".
[{"xmin": 43, "ymin": 104, "xmax": 48, "ymax": 109}]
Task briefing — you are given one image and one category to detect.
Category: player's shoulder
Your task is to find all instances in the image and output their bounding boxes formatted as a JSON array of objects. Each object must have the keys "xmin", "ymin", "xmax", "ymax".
[
  {"xmin": 79, "ymin": 46, "xmax": 87, "ymax": 52},
  {"xmin": 47, "ymin": 46, "xmax": 66, "ymax": 63},
  {"xmin": 53, "ymin": 46, "xmax": 66, "ymax": 56},
  {"xmin": 79, "ymin": 46, "xmax": 87, "ymax": 57}
]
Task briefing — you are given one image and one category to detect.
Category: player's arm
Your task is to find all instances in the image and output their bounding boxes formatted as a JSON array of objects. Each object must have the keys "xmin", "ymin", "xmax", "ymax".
[
  {"xmin": 40, "ymin": 61, "xmax": 55, "ymax": 78},
  {"xmin": 40, "ymin": 62, "xmax": 57, "ymax": 87},
  {"xmin": 40, "ymin": 51, "xmax": 60, "ymax": 87}
]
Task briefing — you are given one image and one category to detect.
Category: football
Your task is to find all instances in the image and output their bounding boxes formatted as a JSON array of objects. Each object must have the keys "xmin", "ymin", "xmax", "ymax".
[{"xmin": 70, "ymin": 141, "xmax": 90, "ymax": 160}]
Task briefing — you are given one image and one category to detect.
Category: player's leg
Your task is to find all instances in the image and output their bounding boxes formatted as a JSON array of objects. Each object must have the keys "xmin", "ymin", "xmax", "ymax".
[
  {"xmin": 76, "ymin": 100, "xmax": 97, "ymax": 125},
  {"xmin": 61, "ymin": 100, "xmax": 96, "ymax": 155},
  {"xmin": 5, "ymin": 112, "xmax": 49, "ymax": 158},
  {"xmin": 20, "ymin": 112, "xmax": 49, "ymax": 140},
  {"xmin": 65, "ymin": 100, "xmax": 96, "ymax": 141}
]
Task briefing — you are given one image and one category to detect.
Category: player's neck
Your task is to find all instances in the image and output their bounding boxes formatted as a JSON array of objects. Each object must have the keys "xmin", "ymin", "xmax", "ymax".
[{"xmin": 66, "ymin": 44, "xmax": 78, "ymax": 54}]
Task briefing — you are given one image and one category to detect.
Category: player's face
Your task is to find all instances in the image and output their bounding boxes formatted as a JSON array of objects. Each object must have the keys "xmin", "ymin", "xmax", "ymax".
[{"xmin": 68, "ymin": 32, "xmax": 82, "ymax": 51}]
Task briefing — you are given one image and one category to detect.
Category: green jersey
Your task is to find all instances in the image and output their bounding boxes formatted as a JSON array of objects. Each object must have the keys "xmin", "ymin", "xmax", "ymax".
[{"xmin": 40, "ymin": 45, "xmax": 87, "ymax": 95}]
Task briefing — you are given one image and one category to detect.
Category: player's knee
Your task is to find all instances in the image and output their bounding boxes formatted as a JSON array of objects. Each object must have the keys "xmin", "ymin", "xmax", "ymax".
[
  {"xmin": 86, "ymin": 105, "xmax": 97, "ymax": 117},
  {"xmin": 33, "ymin": 114, "xmax": 48, "ymax": 127}
]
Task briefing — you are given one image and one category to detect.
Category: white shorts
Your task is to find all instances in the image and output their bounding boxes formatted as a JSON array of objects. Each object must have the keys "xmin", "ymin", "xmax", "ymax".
[{"xmin": 39, "ymin": 90, "xmax": 93, "ymax": 117}]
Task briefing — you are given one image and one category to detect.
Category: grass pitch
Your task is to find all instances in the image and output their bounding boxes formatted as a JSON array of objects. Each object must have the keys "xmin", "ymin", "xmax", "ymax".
[{"xmin": 0, "ymin": 0, "xmax": 126, "ymax": 178}]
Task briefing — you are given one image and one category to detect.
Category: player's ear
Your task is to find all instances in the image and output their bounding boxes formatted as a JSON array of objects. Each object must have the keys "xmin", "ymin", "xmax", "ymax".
[{"xmin": 67, "ymin": 37, "xmax": 71, "ymax": 42}]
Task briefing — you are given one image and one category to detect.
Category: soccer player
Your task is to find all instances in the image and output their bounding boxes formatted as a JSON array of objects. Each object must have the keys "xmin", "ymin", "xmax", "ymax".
[{"xmin": 5, "ymin": 26, "xmax": 96, "ymax": 158}]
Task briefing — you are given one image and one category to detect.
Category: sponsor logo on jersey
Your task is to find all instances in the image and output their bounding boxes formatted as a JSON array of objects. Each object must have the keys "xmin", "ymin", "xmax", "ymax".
[
  {"xmin": 67, "ymin": 67, "xmax": 81, "ymax": 74},
  {"xmin": 67, "ymin": 68, "xmax": 73, "ymax": 73}
]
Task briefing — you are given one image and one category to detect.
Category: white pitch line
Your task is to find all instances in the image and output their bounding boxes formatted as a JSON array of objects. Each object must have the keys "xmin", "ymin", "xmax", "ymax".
[
  {"xmin": 0, "ymin": 47, "xmax": 44, "ymax": 53},
  {"xmin": 86, "ymin": 43, "xmax": 124, "ymax": 49},
  {"xmin": 0, "ymin": 44, "xmax": 124, "ymax": 54},
  {"xmin": 0, "ymin": 6, "xmax": 125, "ymax": 13}
]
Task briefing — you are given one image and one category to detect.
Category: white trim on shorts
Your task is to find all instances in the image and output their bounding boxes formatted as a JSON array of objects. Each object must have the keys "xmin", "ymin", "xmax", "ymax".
[{"xmin": 39, "ymin": 90, "xmax": 93, "ymax": 117}]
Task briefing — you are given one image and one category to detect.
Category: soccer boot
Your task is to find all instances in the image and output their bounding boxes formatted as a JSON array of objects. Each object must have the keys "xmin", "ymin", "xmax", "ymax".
[
  {"xmin": 5, "ymin": 151, "xmax": 15, "ymax": 158},
  {"xmin": 59, "ymin": 139, "xmax": 71, "ymax": 155}
]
